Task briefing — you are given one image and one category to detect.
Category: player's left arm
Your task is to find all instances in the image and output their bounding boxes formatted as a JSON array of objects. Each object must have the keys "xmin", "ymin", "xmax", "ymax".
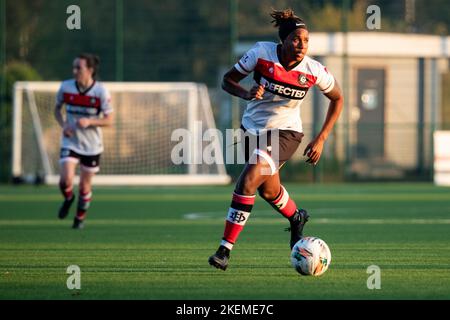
[
  {"xmin": 303, "ymin": 78, "xmax": 344, "ymax": 165},
  {"xmin": 78, "ymin": 113, "xmax": 114, "ymax": 128},
  {"xmin": 77, "ymin": 88, "xmax": 114, "ymax": 128}
]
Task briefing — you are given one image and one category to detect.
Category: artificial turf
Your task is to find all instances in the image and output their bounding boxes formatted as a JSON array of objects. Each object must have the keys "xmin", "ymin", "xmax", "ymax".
[{"xmin": 0, "ymin": 183, "xmax": 449, "ymax": 299}]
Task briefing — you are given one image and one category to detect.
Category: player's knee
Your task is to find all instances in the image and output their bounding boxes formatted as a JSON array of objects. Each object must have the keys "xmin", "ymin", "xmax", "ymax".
[{"xmin": 59, "ymin": 179, "xmax": 72, "ymax": 190}]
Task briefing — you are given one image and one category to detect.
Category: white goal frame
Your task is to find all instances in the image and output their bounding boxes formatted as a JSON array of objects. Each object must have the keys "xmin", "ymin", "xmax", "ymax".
[
  {"xmin": 12, "ymin": 81, "xmax": 231, "ymax": 185},
  {"xmin": 434, "ymin": 131, "xmax": 450, "ymax": 187}
]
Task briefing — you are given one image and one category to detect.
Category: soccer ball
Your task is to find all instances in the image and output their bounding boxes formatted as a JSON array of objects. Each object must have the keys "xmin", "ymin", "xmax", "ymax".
[{"xmin": 290, "ymin": 237, "xmax": 331, "ymax": 276}]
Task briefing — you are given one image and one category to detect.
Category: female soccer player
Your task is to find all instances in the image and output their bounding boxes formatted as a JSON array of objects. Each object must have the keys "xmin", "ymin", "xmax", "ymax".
[
  {"xmin": 54, "ymin": 53, "xmax": 113, "ymax": 229},
  {"xmin": 209, "ymin": 9, "xmax": 343, "ymax": 270}
]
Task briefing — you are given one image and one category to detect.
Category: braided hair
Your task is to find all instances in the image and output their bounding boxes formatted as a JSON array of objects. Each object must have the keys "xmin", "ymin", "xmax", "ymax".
[{"xmin": 270, "ymin": 9, "xmax": 307, "ymax": 41}]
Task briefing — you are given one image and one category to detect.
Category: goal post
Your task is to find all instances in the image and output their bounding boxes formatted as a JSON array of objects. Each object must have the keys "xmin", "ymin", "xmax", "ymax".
[
  {"xmin": 12, "ymin": 81, "xmax": 231, "ymax": 185},
  {"xmin": 434, "ymin": 131, "xmax": 450, "ymax": 187}
]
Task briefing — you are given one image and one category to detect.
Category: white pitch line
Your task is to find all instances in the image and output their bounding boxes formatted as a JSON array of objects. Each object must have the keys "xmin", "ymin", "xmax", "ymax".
[{"xmin": 183, "ymin": 212, "xmax": 450, "ymax": 224}]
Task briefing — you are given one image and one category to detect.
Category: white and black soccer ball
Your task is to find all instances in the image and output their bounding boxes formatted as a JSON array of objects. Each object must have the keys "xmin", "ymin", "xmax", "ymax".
[{"xmin": 290, "ymin": 237, "xmax": 331, "ymax": 276}]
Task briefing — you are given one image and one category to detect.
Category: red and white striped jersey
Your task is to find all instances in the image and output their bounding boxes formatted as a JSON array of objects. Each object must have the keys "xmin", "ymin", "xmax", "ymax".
[
  {"xmin": 235, "ymin": 41, "xmax": 335, "ymax": 133},
  {"xmin": 56, "ymin": 79, "xmax": 113, "ymax": 155}
]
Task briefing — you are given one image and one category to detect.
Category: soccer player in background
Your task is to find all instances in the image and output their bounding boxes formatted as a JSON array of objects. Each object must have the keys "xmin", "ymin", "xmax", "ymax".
[
  {"xmin": 54, "ymin": 53, "xmax": 113, "ymax": 229},
  {"xmin": 209, "ymin": 9, "xmax": 344, "ymax": 270}
]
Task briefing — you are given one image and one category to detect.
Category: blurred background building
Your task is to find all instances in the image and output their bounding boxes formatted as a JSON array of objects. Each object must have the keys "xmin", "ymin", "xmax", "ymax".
[{"xmin": 1, "ymin": 0, "xmax": 449, "ymax": 183}]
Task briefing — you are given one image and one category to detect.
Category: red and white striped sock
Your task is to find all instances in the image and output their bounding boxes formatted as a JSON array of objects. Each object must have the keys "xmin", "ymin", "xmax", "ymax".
[
  {"xmin": 268, "ymin": 186, "xmax": 297, "ymax": 219},
  {"xmin": 59, "ymin": 182, "xmax": 73, "ymax": 201},
  {"xmin": 76, "ymin": 191, "xmax": 92, "ymax": 220},
  {"xmin": 220, "ymin": 193, "xmax": 255, "ymax": 250}
]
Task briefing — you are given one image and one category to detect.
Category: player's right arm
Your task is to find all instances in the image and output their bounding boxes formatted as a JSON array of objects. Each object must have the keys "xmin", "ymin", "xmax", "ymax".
[
  {"xmin": 54, "ymin": 103, "xmax": 74, "ymax": 137},
  {"xmin": 222, "ymin": 43, "xmax": 265, "ymax": 101},
  {"xmin": 54, "ymin": 84, "xmax": 74, "ymax": 137},
  {"xmin": 222, "ymin": 68, "xmax": 264, "ymax": 101}
]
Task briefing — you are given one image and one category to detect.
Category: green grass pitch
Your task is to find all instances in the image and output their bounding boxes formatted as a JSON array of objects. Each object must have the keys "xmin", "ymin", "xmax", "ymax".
[{"xmin": 0, "ymin": 183, "xmax": 449, "ymax": 299}]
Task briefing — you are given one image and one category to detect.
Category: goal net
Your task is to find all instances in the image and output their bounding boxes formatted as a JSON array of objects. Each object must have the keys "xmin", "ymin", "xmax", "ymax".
[{"xmin": 12, "ymin": 82, "xmax": 230, "ymax": 185}]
